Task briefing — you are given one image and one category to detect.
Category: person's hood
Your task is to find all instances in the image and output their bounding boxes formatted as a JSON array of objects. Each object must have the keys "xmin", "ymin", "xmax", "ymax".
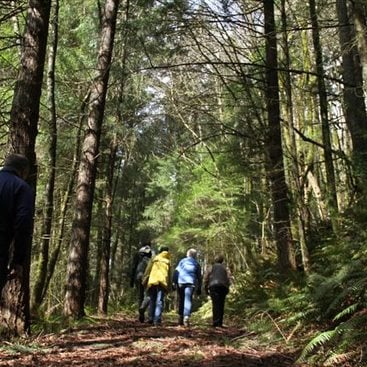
[{"xmin": 154, "ymin": 251, "xmax": 170, "ymax": 263}]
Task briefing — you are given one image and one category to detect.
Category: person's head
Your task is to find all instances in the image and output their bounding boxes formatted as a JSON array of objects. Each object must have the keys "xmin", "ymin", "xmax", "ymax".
[
  {"xmin": 138, "ymin": 244, "xmax": 152, "ymax": 257},
  {"xmin": 214, "ymin": 255, "xmax": 224, "ymax": 264},
  {"xmin": 159, "ymin": 246, "xmax": 169, "ymax": 253},
  {"xmin": 4, "ymin": 154, "xmax": 30, "ymax": 180},
  {"xmin": 186, "ymin": 248, "xmax": 197, "ymax": 259}
]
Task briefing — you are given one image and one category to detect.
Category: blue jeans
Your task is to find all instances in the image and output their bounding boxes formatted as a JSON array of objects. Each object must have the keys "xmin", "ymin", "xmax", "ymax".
[
  {"xmin": 178, "ymin": 284, "xmax": 194, "ymax": 317},
  {"xmin": 148, "ymin": 285, "xmax": 165, "ymax": 323}
]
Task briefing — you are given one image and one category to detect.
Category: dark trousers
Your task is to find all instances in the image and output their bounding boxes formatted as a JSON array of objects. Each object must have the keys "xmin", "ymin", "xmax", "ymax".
[
  {"xmin": 135, "ymin": 281, "xmax": 150, "ymax": 313},
  {"xmin": 0, "ymin": 257, "xmax": 8, "ymax": 295},
  {"xmin": 209, "ymin": 285, "xmax": 228, "ymax": 327}
]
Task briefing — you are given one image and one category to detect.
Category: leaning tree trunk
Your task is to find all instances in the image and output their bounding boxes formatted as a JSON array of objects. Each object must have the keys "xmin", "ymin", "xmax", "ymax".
[
  {"xmin": 0, "ymin": 0, "xmax": 51, "ymax": 337},
  {"xmin": 263, "ymin": 0, "xmax": 296, "ymax": 273},
  {"xmin": 32, "ymin": 0, "xmax": 59, "ymax": 312},
  {"xmin": 63, "ymin": 0, "xmax": 120, "ymax": 319}
]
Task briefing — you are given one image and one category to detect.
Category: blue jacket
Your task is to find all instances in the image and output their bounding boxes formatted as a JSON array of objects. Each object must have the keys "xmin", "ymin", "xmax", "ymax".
[
  {"xmin": 174, "ymin": 256, "xmax": 202, "ymax": 288},
  {"xmin": 0, "ymin": 167, "xmax": 34, "ymax": 265}
]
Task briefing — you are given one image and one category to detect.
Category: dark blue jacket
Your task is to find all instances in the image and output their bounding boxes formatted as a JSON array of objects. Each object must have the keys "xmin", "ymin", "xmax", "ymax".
[{"xmin": 0, "ymin": 167, "xmax": 34, "ymax": 265}]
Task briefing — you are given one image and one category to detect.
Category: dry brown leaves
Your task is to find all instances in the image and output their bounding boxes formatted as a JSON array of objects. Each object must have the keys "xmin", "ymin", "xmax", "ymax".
[{"xmin": 0, "ymin": 316, "xmax": 305, "ymax": 367}]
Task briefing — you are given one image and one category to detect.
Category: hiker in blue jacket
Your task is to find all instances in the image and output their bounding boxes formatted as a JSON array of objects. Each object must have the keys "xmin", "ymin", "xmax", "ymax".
[
  {"xmin": 173, "ymin": 248, "xmax": 202, "ymax": 327},
  {"xmin": 0, "ymin": 154, "xmax": 34, "ymax": 294}
]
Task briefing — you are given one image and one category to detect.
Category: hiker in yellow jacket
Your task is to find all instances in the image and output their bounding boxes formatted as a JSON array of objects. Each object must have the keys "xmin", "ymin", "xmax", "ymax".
[{"xmin": 143, "ymin": 246, "xmax": 171, "ymax": 326}]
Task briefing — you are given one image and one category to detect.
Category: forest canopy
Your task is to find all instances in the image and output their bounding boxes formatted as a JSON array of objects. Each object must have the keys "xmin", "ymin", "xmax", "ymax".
[{"xmin": 0, "ymin": 0, "xmax": 367, "ymax": 365}]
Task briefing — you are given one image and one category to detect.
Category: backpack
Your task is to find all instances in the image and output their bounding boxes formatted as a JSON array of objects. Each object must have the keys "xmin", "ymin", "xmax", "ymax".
[{"xmin": 135, "ymin": 256, "xmax": 150, "ymax": 282}]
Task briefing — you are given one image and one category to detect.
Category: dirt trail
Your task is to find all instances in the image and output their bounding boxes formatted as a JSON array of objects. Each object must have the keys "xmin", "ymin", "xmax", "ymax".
[{"xmin": 0, "ymin": 316, "xmax": 306, "ymax": 366}]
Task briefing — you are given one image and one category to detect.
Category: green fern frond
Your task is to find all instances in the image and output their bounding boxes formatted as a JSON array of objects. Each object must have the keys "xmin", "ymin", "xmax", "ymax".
[
  {"xmin": 298, "ymin": 330, "xmax": 337, "ymax": 362},
  {"xmin": 333, "ymin": 303, "xmax": 359, "ymax": 322}
]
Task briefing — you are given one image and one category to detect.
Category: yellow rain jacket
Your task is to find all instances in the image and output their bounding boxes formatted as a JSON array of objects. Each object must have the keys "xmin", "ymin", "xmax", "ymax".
[{"xmin": 143, "ymin": 251, "xmax": 171, "ymax": 290}]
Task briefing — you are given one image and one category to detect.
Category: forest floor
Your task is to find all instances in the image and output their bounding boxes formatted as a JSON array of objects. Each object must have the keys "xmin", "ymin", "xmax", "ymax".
[{"xmin": 0, "ymin": 314, "xmax": 309, "ymax": 367}]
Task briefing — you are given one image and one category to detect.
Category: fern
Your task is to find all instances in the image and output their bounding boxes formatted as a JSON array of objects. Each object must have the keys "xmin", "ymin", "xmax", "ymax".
[
  {"xmin": 298, "ymin": 330, "xmax": 337, "ymax": 362},
  {"xmin": 333, "ymin": 303, "xmax": 358, "ymax": 322}
]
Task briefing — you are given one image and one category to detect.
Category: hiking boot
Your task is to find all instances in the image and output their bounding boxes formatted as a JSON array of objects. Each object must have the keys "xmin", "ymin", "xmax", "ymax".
[
  {"xmin": 183, "ymin": 316, "xmax": 190, "ymax": 327},
  {"xmin": 178, "ymin": 316, "xmax": 184, "ymax": 326},
  {"xmin": 138, "ymin": 309, "xmax": 145, "ymax": 323}
]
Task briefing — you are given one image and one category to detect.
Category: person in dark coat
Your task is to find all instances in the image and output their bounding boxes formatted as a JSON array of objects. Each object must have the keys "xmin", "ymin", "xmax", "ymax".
[
  {"xmin": 203, "ymin": 254, "xmax": 232, "ymax": 327},
  {"xmin": 130, "ymin": 241, "xmax": 152, "ymax": 322},
  {"xmin": 0, "ymin": 154, "xmax": 34, "ymax": 294}
]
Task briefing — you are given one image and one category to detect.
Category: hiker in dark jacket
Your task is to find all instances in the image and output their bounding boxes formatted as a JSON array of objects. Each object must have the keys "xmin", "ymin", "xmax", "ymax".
[
  {"xmin": 203, "ymin": 255, "xmax": 232, "ymax": 327},
  {"xmin": 130, "ymin": 242, "xmax": 152, "ymax": 322},
  {"xmin": 0, "ymin": 154, "xmax": 34, "ymax": 294}
]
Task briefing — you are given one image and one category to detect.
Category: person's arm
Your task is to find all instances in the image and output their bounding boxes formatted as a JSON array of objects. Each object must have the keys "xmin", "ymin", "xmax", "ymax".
[
  {"xmin": 203, "ymin": 266, "xmax": 211, "ymax": 294},
  {"xmin": 13, "ymin": 183, "xmax": 34, "ymax": 266},
  {"xmin": 196, "ymin": 263, "xmax": 202, "ymax": 295},
  {"xmin": 142, "ymin": 258, "xmax": 153, "ymax": 287},
  {"xmin": 130, "ymin": 253, "xmax": 139, "ymax": 287}
]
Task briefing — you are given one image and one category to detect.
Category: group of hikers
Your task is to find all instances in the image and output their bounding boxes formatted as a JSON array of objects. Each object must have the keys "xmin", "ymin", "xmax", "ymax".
[
  {"xmin": 130, "ymin": 242, "xmax": 232, "ymax": 328},
  {"xmin": 0, "ymin": 153, "xmax": 231, "ymax": 329}
]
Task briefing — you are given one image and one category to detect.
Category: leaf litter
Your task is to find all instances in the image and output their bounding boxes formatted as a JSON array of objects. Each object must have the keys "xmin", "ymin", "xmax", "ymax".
[{"xmin": 0, "ymin": 315, "xmax": 308, "ymax": 366}]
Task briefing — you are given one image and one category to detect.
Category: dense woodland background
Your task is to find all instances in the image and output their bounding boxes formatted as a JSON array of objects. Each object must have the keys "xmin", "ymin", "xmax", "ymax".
[{"xmin": 1, "ymin": 0, "xmax": 367, "ymax": 365}]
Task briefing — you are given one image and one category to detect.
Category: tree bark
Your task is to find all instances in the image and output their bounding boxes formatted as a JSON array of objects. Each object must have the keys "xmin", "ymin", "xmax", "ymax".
[
  {"xmin": 263, "ymin": 0, "xmax": 296, "ymax": 273},
  {"xmin": 309, "ymin": 0, "xmax": 339, "ymax": 221},
  {"xmin": 350, "ymin": 0, "xmax": 367, "ymax": 87},
  {"xmin": 63, "ymin": 0, "xmax": 120, "ymax": 319},
  {"xmin": 0, "ymin": 0, "xmax": 51, "ymax": 337},
  {"xmin": 32, "ymin": 0, "xmax": 59, "ymax": 312},
  {"xmin": 98, "ymin": 136, "xmax": 117, "ymax": 315},
  {"xmin": 336, "ymin": 0, "xmax": 367, "ymax": 199}
]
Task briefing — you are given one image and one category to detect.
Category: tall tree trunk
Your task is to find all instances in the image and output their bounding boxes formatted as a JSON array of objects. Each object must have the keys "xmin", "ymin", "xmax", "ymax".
[
  {"xmin": 350, "ymin": 0, "xmax": 367, "ymax": 87},
  {"xmin": 63, "ymin": 0, "xmax": 120, "ymax": 319},
  {"xmin": 336, "ymin": 0, "xmax": 367, "ymax": 200},
  {"xmin": 0, "ymin": 0, "xmax": 51, "ymax": 337},
  {"xmin": 32, "ymin": 0, "xmax": 59, "ymax": 312},
  {"xmin": 98, "ymin": 136, "xmax": 117, "ymax": 315},
  {"xmin": 280, "ymin": 0, "xmax": 310, "ymax": 273},
  {"xmin": 263, "ymin": 0, "xmax": 296, "ymax": 273},
  {"xmin": 41, "ymin": 107, "xmax": 84, "ymax": 303},
  {"xmin": 309, "ymin": 0, "xmax": 339, "ymax": 222}
]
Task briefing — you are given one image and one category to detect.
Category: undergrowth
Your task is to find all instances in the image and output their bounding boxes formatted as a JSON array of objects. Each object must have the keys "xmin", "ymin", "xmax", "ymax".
[{"xmin": 224, "ymin": 212, "xmax": 367, "ymax": 366}]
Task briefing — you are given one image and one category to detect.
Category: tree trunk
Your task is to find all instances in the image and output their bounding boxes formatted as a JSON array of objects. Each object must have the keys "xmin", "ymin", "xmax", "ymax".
[
  {"xmin": 280, "ymin": 0, "xmax": 310, "ymax": 273},
  {"xmin": 98, "ymin": 136, "xmax": 117, "ymax": 315},
  {"xmin": 32, "ymin": 0, "xmax": 59, "ymax": 312},
  {"xmin": 350, "ymin": 0, "xmax": 367, "ymax": 87},
  {"xmin": 0, "ymin": 0, "xmax": 51, "ymax": 337},
  {"xmin": 309, "ymin": 0, "xmax": 339, "ymax": 222},
  {"xmin": 336, "ymin": 0, "xmax": 367, "ymax": 199},
  {"xmin": 63, "ymin": 0, "xmax": 120, "ymax": 319},
  {"xmin": 263, "ymin": 0, "xmax": 296, "ymax": 273}
]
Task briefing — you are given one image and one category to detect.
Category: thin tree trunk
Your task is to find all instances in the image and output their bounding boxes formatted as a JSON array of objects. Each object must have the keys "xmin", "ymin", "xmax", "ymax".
[
  {"xmin": 280, "ymin": 0, "xmax": 310, "ymax": 273},
  {"xmin": 63, "ymin": 0, "xmax": 120, "ymax": 319},
  {"xmin": 263, "ymin": 0, "xmax": 296, "ymax": 273},
  {"xmin": 309, "ymin": 0, "xmax": 338, "ymax": 222},
  {"xmin": 98, "ymin": 136, "xmax": 117, "ymax": 315},
  {"xmin": 32, "ymin": 0, "xmax": 59, "ymax": 312},
  {"xmin": 41, "ymin": 102, "xmax": 85, "ymax": 303},
  {"xmin": 1, "ymin": 0, "xmax": 51, "ymax": 337}
]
